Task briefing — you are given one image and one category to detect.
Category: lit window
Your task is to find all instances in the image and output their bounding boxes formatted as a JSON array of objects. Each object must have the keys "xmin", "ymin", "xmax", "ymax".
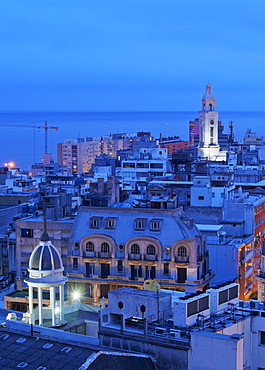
[
  {"xmin": 21, "ymin": 229, "xmax": 33, "ymax": 238},
  {"xmin": 123, "ymin": 162, "xmax": 135, "ymax": 168}
]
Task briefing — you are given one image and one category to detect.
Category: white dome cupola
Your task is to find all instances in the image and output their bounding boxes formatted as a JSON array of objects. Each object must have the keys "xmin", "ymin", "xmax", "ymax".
[
  {"xmin": 29, "ymin": 231, "xmax": 63, "ymax": 273},
  {"xmin": 25, "ymin": 230, "xmax": 67, "ymax": 327}
]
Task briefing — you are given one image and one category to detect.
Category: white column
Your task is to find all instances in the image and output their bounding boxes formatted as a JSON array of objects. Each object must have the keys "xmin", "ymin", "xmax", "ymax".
[
  {"xmin": 59, "ymin": 285, "xmax": 65, "ymax": 324},
  {"xmin": 28, "ymin": 286, "xmax": 33, "ymax": 324},
  {"xmin": 38, "ymin": 287, "xmax": 43, "ymax": 326},
  {"xmin": 50, "ymin": 286, "xmax": 56, "ymax": 327}
]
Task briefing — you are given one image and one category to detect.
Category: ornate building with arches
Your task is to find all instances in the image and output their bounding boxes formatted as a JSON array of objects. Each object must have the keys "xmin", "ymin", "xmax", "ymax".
[{"xmin": 67, "ymin": 206, "xmax": 214, "ymax": 304}]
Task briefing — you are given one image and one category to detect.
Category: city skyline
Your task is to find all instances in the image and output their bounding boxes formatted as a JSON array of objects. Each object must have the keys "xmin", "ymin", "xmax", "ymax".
[{"xmin": 0, "ymin": 1, "xmax": 264, "ymax": 112}]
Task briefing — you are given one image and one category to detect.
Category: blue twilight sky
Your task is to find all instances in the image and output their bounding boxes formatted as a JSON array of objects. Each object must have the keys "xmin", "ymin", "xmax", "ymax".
[{"xmin": 0, "ymin": 0, "xmax": 264, "ymax": 112}]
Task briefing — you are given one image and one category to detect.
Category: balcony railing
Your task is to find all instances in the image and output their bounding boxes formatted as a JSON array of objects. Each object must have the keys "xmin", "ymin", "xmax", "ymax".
[
  {"xmin": 144, "ymin": 254, "xmax": 158, "ymax": 261},
  {"xmin": 98, "ymin": 252, "xmax": 112, "ymax": 259},
  {"xmin": 128, "ymin": 253, "xmax": 142, "ymax": 260},
  {"xmin": 83, "ymin": 251, "xmax": 96, "ymax": 258},
  {"xmin": 175, "ymin": 256, "xmax": 189, "ymax": 263}
]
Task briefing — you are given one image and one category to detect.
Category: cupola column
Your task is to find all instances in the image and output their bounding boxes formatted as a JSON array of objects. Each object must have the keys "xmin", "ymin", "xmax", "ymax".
[
  {"xmin": 50, "ymin": 286, "xmax": 56, "ymax": 327},
  {"xmin": 38, "ymin": 287, "xmax": 43, "ymax": 326},
  {"xmin": 59, "ymin": 285, "xmax": 65, "ymax": 324},
  {"xmin": 28, "ymin": 285, "xmax": 34, "ymax": 324}
]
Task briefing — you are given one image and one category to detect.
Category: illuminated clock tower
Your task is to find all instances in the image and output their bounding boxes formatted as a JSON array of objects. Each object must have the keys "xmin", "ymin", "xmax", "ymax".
[{"xmin": 197, "ymin": 84, "xmax": 220, "ymax": 160}]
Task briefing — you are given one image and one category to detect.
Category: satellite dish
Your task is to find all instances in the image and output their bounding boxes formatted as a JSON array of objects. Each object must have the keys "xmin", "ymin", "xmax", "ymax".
[{"xmin": 144, "ymin": 279, "xmax": 160, "ymax": 292}]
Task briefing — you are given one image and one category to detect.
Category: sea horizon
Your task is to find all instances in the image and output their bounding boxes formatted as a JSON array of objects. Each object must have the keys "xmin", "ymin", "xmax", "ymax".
[{"xmin": 1, "ymin": 110, "xmax": 265, "ymax": 170}]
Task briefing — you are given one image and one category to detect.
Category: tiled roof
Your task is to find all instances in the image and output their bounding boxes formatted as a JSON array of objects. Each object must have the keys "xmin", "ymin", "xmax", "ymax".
[
  {"xmin": 0, "ymin": 329, "xmax": 94, "ymax": 370},
  {"xmin": 86, "ymin": 352, "xmax": 156, "ymax": 370}
]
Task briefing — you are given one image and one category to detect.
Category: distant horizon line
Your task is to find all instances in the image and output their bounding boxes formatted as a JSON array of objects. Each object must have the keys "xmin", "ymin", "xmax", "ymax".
[{"xmin": 0, "ymin": 110, "xmax": 264, "ymax": 113}]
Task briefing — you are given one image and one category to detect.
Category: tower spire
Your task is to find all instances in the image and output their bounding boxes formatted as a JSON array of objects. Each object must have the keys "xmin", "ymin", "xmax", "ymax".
[{"xmin": 41, "ymin": 200, "xmax": 50, "ymax": 242}]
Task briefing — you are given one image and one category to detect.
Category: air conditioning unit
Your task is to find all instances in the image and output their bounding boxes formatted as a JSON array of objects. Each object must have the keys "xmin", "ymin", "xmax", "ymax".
[
  {"xmin": 155, "ymin": 327, "xmax": 167, "ymax": 335},
  {"xmin": 174, "ymin": 292, "xmax": 210, "ymax": 327},
  {"xmin": 170, "ymin": 329, "xmax": 181, "ymax": 338},
  {"xmin": 207, "ymin": 283, "xmax": 239, "ymax": 314}
]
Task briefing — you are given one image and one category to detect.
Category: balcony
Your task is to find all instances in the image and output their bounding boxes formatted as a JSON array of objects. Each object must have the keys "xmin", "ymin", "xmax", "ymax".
[
  {"xmin": 144, "ymin": 254, "xmax": 158, "ymax": 261},
  {"xmin": 245, "ymin": 266, "xmax": 254, "ymax": 279},
  {"xmin": 83, "ymin": 251, "xmax": 96, "ymax": 258},
  {"xmin": 97, "ymin": 252, "xmax": 112, "ymax": 259},
  {"xmin": 128, "ymin": 253, "xmax": 142, "ymax": 260},
  {"xmin": 175, "ymin": 256, "xmax": 189, "ymax": 263},
  {"xmin": 245, "ymin": 249, "xmax": 254, "ymax": 261}
]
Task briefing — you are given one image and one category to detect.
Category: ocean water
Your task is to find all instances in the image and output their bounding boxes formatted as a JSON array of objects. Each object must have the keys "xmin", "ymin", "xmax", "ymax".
[{"xmin": 0, "ymin": 111, "xmax": 264, "ymax": 171}]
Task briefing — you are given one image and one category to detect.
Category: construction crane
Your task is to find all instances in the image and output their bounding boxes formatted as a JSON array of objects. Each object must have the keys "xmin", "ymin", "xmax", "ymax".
[{"xmin": 0, "ymin": 121, "xmax": 58, "ymax": 155}]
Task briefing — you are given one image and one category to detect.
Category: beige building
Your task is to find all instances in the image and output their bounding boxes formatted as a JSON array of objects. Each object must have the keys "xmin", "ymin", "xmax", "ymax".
[
  {"xmin": 66, "ymin": 206, "xmax": 214, "ymax": 305},
  {"xmin": 11, "ymin": 205, "xmax": 213, "ymax": 309},
  {"xmin": 57, "ymin": 135, "xmax": 131, "ymax": 175}
]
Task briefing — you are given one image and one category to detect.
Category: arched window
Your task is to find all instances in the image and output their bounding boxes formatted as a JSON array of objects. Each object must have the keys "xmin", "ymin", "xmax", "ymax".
[
  {"xmin": 209, "ymin": 103, "xmax": 212, "ymax": 111},
  {"xmin": 178, "ymin": 246, "xmax": 187, "ymax": 257},
  {"xmin": 203, "ymin": 241, "xmax": 206, "ymax": 254},
  {"xmin": 101, "ymin": 242, "xmax": 109, "ymax": 253},
  {"xmin": 86, "ymin": 241, "xmax": 94, "ymax": 252},
  {"xmin": 147, "ymin": 245, "xmax": 156, "ymax": 255},
  {"xmin": 131, "ymin": 244, "xmax": 140, "ymax": 254}
]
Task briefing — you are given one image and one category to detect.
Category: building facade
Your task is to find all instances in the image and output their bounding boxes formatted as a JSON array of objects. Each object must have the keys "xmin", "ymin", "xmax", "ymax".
[
  {"xmin": 119, "ymin": 148, "xmax": 171, "ymax": 191},
  {"xmin": 66, "ymin": 206, "xmax": 213, "ymax": 304}
]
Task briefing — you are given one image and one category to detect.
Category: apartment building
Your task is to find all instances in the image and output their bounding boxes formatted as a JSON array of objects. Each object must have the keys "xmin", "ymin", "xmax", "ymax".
[{"xmin": 66, "ymin": 206, "xmax": 213, "ymax": 304}]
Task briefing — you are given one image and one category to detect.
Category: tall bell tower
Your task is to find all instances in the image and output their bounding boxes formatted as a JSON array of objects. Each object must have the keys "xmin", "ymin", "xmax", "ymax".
[{"xmin": 197, "ymin": 84, "xmax": 220, "ymax": 160}]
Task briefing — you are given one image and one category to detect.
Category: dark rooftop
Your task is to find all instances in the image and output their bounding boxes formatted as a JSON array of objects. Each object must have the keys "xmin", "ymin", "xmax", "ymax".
[
  {"xmin": 86, "ymin": 352, "xmax": 156, "ymax": 370},
  {"xmin": 0, "ymin": 328, "xmax": 94, "ymax": 370},
  {"xmin": 0, "ymin": 328, "xmax": 157, "ymax": 370}
]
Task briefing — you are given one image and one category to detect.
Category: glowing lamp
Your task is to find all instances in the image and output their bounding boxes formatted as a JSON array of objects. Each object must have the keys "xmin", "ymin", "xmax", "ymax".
[{"xmin": 72, "ymin": 291, "xmax": 81, "ymax": 301}]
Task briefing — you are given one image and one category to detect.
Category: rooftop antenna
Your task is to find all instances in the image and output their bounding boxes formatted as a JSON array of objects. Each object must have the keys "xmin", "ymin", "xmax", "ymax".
[
  {"xmin": 229, "ymin": 121, "xmax": 234, "ymax": 141},
  {"xmin": 41, "ymin": 200, "xmax": 50, "ymax": 241}
]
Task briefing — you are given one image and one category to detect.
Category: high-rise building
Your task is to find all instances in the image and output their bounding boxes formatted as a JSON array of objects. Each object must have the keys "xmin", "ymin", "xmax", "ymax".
[
  {"xmin": 189, "ymin": 118, "xmax": 200, "ymax": 146},
  {"xmin": 57, "ymin": 135, "xmax": 132, "ymax": 175}
]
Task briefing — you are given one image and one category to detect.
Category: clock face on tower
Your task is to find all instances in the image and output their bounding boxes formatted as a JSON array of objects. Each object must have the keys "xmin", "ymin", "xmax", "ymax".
[{"xmin": 210, "ymin": 120, "xmax": 214, "ymax": 125}]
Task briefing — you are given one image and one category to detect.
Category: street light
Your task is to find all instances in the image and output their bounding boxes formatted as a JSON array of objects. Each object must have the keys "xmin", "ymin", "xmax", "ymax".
[{"xmin": 72, "ymin": 291, "xmax": 81, "ymax": 302}]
